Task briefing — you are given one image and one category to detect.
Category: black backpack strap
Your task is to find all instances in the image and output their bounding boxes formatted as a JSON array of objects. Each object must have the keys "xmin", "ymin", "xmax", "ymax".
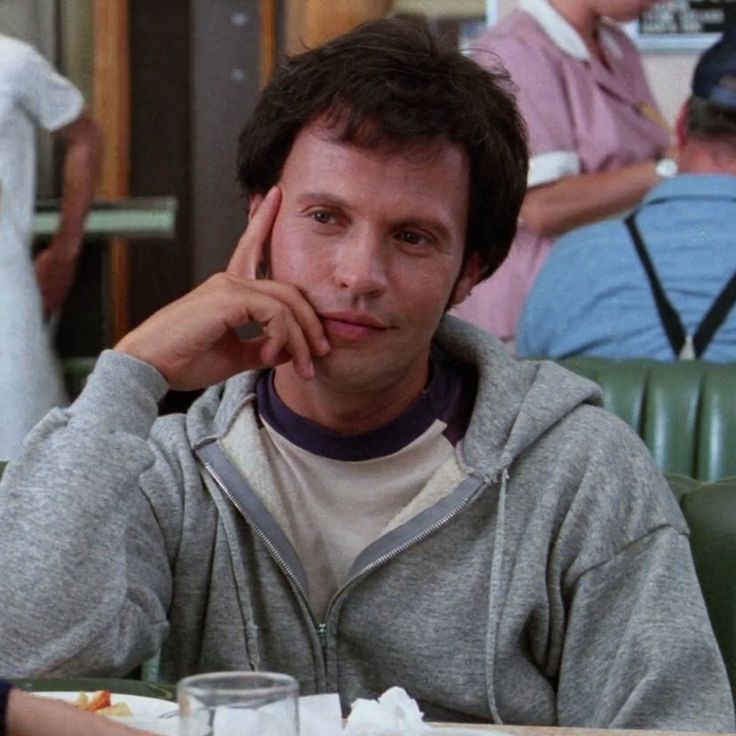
[
  {"xmin": 693, "ymin": 270, "xmax": 736, "ymax": 356},
  {"xmin": 624, "ymin": 212, "xmax": 687, "ymax": 358}
]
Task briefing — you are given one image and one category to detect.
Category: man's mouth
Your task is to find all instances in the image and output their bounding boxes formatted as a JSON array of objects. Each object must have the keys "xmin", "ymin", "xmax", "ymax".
[{"xmin": 319, "ymin": 310, "xmax": 390, "ymax": 342}]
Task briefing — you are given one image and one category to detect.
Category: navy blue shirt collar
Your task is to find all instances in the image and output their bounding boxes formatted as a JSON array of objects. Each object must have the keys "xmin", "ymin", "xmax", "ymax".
[{"xmin": 256, "ymin": 353, "xmax": 476, "ymax": 462}]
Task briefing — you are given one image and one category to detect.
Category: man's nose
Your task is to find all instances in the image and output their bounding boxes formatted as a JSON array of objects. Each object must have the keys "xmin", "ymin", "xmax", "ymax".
[{"xmin": 332, "ymin": 231, "xmax": 389, "ymax": 296}]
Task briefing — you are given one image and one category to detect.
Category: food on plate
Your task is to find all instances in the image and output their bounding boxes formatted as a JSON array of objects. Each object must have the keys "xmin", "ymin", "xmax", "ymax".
[{"xmin": 73, "ymin": 690, "xmax": 133, "ymax": 717}]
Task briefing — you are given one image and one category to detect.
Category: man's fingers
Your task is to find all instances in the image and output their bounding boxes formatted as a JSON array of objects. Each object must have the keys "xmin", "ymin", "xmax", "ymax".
[
  {"xmin": 238, "ymin": 278, "xmax": 330, "ymax": 358},
  {"xmin": 235, "ymin": 298, "xmax": 315, "ymax": 379},
  {"xmin": 227, "ymin": 186, "xmax": 281, "ymax": 279},
  {"xmin": 265, "ymin": 307, "xmax": 315, "ymax": 379}
]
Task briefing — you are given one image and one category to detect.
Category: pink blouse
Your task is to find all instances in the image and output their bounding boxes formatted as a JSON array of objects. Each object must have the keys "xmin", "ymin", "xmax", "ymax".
[{"xmin": 453, "ymin": 0, "xmax": 671, "ymax": 345}]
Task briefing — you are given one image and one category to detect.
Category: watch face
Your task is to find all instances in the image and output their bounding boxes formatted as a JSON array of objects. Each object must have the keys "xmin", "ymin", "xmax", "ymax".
[{"xmin": 656, "ymin": 157, "xmax": 678, "ymax": 179}]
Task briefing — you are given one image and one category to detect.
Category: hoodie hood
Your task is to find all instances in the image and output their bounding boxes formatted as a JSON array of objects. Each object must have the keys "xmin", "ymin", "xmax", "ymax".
[
  {"xmin": 185, "ymin": 315, "xmax": 603, "ymax": 477},
  {"xmin": 435, "ymin": 317, "xmax": 603, "ymax": 474}
]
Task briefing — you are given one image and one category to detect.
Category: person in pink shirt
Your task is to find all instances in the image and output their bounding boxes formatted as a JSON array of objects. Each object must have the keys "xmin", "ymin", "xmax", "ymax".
[{"xmin": 453, "ymin": 0, "xmax": 672, "ymax": 349}]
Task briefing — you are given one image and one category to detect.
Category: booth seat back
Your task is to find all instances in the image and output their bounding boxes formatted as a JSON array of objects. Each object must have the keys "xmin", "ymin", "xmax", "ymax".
[
  {"xmin": 558, "ymin": 357, "xmax": 736, "ymax": 482},
  {"xmin": 668, "ymin": 474, "xmax": 736, "ymax": 700},
  {"xmin": 63, "ymin": 356, "xmax": 98, "ymax": 399}
]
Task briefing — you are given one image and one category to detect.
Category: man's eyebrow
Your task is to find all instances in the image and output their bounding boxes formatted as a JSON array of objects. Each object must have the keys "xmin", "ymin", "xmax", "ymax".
[
  {"xmin": 295, "ymin": 191, "xmax": 349, "ymax": 208},
  {"xmin": 294, "ymin": 191, "xmax": 456, "ymax": 239}
]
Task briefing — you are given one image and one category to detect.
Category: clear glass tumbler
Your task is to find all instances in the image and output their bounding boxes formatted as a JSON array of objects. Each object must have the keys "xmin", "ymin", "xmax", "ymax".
[{"xmin": 177, "ymin": 671, "xmax": 299, "ymax": 736}]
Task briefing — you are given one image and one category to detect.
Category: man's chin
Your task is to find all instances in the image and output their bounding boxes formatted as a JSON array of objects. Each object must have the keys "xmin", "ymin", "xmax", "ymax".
[{"xmin": 312, "ymin": 350, "xmax": 384, "ymax": 391}]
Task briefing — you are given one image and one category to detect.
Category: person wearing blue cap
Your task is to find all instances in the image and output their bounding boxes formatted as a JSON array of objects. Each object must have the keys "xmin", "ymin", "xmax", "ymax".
[{"xmin": 518, "ymin": 29, "xmax": 736, "ymax": 361}]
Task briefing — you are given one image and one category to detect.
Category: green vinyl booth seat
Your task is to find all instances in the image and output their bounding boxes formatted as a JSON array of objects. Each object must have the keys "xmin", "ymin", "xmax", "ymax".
[
  {"xmin": 62, "ymin": 356, "xmax": 98, "ymax": 399},
  {"xmin": 668, "ymin": 473, "xmax": 736, "ymax": 701},
  {"xmin": 558, "ymin": 357, "xmax": 736, "ymax": 482}
]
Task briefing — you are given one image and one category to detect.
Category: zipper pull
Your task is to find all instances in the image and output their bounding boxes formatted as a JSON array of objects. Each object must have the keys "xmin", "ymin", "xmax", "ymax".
[{"xmin": 317, "ymin": 622, "xmax": 327, "ymax": 651}]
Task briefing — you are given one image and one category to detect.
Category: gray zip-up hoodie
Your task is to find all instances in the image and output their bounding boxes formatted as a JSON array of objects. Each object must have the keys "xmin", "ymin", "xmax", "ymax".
[{"xmin": 0, "ymin": 318, "xmax": 733, "ymax": 730}]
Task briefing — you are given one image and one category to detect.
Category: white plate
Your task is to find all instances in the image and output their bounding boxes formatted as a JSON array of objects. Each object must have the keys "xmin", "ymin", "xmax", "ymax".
[
  {"xmin": 426, "ymin": 726, "xmax": 510, "ymax": 736},
  {"xmin": 35, "ymin": 690, "xmax": 178, "ymax": 718}
]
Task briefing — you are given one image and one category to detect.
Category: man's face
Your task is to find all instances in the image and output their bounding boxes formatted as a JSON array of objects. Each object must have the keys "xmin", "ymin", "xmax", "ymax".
[{"xmin": 266, "ymin": 122, "xmax": 477, "ymax": 395}]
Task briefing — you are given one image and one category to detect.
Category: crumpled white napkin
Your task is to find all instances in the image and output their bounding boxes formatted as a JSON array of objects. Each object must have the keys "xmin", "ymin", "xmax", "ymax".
[
  {"xmin": 343, "ymin": 686, "xmax": 427, "ymax": 735},
  {"xmin": 299, "ymin": 693, "xmax": 343, "ymax": 736}
]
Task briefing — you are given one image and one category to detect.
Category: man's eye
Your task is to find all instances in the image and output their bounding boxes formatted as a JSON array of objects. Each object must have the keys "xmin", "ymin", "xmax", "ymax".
[
  {"xmin": 398, "ymin": 230, "xmax": 426, "ymax": 246},
  {"xmin": 311, "ymin": 211, "xmax": 334, "ymax": 224}
]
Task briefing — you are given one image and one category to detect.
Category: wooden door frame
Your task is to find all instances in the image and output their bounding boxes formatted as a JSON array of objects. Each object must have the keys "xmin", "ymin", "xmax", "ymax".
[{"xmin": 92, "ymin": 0, "xmax": 130, "ymax": 343}]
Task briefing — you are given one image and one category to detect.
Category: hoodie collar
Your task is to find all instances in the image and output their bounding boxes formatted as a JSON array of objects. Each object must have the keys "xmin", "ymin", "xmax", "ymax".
[
  {"xmin": 432, "ymin": 317, "xmax": 603, "ymax": 474},
  {"xmin": 520, "ymin": 0, "xmax": 624, "ymax": 62},
  {"xmin": 187, "ymin": 316, "xmax": 603, "ymax": 477}
]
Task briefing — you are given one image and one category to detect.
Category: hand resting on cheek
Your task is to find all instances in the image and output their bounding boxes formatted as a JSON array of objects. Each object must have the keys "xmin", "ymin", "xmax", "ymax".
[{"xmin": 115, "ymin": 186, "xmax": 331, "ymax": 391}]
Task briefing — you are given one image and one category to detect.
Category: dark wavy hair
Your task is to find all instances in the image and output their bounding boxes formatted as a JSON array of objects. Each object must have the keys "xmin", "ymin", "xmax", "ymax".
[{"xmin": 237, "ymin": 18, "xmax": 528, "ymax": 281}]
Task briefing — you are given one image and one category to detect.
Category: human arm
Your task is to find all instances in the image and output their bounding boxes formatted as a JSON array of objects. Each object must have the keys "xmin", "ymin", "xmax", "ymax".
[
  {"xmin": 34, "ymin": 111, "xmax": 102, "ymax": 316},
  {"xmin": 473, "ymin": 32, "xmax": 669, "ymax": 240},
  {"xmin": 520, "ymin": 158, "xmax": 661, "ymax": 238},
  {"xmin": 14, "ymin": 42, "xmax": 102, "ymax": 316},
  {"xmin": 0, "ymin": 352, "xmax": 175, "ymax": 676},
  {"xmin": 0, "ymin": 186, "xmax": 329, "ymax": 675},
  {"xmin": 553, "ymin": 428, "xmax": 734, "ymax": 730},
  {"xmin": 559, "ymin": 529, "xmax": 734, "ymax": 729},
  {"xmin": 5, "ymin": 686, "xmax": 155, "ymax": 736}
]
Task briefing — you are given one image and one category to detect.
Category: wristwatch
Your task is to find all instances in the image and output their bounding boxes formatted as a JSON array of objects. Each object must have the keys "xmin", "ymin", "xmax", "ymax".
[{"xmin": 655, "ymin": 157, "xmax": 678, "ymax": 179}]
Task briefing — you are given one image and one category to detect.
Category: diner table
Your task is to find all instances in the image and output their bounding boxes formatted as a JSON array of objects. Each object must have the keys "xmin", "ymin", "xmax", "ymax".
[
  {"xmin": 441, "ymin": 727, "xmax": 735, "ymax": 736},
  {"xmin": 10, "ymin": 678, "xmax": 735, "ymax": 736}
]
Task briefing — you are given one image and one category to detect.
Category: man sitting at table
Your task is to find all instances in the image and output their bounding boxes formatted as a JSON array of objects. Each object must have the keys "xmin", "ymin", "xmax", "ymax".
[
  {"xmin": 0, "ymin": 18, "xmax": 733, "ymax": 731},
  {"xmin": 517, "ymin": 30, "xmax": 736, "ymax": 362}
]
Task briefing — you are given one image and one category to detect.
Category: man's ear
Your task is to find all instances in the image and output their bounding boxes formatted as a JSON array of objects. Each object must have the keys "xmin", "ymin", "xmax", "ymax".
[{"xmin": 450, "ymin": 252, "xmax": 483, "ymax": 307}]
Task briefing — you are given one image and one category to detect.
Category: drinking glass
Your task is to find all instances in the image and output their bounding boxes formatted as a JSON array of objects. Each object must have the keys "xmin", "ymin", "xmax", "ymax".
[{"xmin": 177, "ymin": 671, "xmax": 299, "ymax": 736}]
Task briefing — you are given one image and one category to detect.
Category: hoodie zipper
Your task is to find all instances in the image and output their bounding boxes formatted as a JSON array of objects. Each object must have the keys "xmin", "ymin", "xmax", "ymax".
[
  {"xmin": 203, "ymin": 454, "xmax": 488, "ymax": 682},
  {"xmin": 324, "ymin": 474, "xmax": 486, "ymax": 615},
  {"xmin": 200, "ymin": 457, "xmax": 329, "ymax": 656}
]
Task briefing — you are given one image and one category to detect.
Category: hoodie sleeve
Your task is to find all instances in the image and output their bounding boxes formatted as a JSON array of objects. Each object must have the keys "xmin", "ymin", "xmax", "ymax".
[
  {"xmin": 558, "ymin": 529, "xmax": 735, "ymax": 729},
  {"xmin": 551, "ymin": 425, "xmax": 735, "ymax": 731},
  {"xmin": 0, "ymin": 350, "xmax": 182, "ymax": 677}
]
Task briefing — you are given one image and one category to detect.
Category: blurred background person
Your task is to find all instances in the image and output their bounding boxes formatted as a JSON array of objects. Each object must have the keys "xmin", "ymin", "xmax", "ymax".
[
  {"xmin": 1, "ymin": 678, "xmax": 155, "ymax": 735},
  {"xmin": 0, "ymin": 31, "xmax": 101, "ymax": 460},
  {"xmin": 517, "ymin": 29, "xmax": 736, "ymax": 362},
  {"xmin": 453, "ymin": 0, "xmax": 673, "ymax": 350}
]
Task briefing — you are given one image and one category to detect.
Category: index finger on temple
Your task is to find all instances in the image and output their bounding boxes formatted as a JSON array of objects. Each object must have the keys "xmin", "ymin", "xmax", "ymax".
[{"xmin": 227, "ymin": 186, "xmax": 281, "ymax": 279}]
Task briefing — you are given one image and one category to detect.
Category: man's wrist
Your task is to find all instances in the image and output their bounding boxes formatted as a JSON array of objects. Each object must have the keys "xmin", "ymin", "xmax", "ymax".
[
  {"xmin": 113, "ymin": 342, "xmax": 169, "ymax": 386},
  {"xmin": 70, "ymin": 350, "xmax": 170, "ymax": 435}
]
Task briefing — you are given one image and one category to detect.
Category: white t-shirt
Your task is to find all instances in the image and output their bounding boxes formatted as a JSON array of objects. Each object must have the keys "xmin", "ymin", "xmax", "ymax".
[{"xmin": 252, "ymin": 358, "xmax": 476, "ymax": 619}]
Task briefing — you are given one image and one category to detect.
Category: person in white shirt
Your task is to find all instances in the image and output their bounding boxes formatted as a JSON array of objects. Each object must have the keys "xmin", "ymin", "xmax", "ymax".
[{"xmin": 0, "ymin": 32, "xmax": 101, "ymax": 460}]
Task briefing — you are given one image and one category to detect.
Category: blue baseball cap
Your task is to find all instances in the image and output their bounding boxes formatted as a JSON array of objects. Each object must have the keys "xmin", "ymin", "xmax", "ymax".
[{"xmin": 692, "ymin": 29, "xmax": 736, "ymax": 109}]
